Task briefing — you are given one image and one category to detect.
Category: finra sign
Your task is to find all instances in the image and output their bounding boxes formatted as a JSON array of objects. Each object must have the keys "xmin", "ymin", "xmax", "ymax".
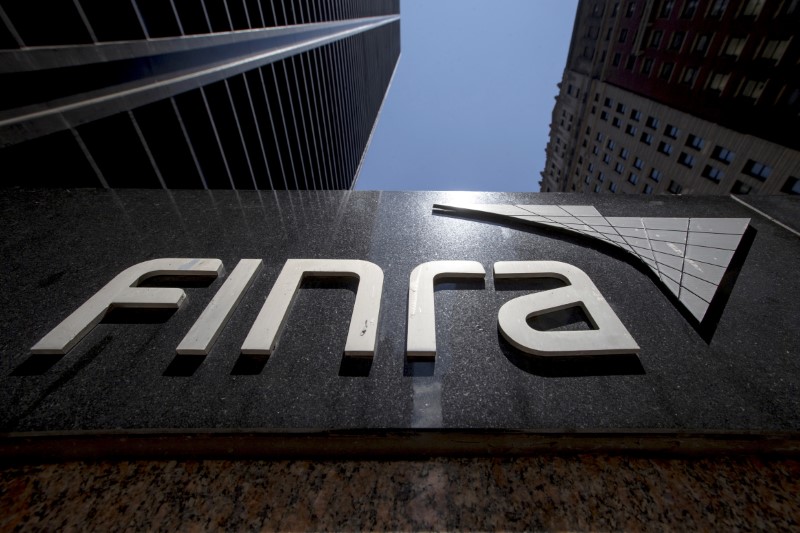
[{"xmin": 31, "ymin": 258, "xmax": 639, "ymax": 361}]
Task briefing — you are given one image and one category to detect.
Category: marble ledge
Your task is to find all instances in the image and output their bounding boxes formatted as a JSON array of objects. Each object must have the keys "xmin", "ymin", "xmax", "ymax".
[{"xmin": 1, "ymin": 455, "xmax": 799, "ymax": 531}]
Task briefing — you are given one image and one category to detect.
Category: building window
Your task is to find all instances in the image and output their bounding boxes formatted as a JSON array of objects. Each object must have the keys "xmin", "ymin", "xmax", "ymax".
[
  {"xmin": 600, "ymin": 110, "xmax": 609, "ymax": 121},
  {"xmin": 588, "ymin": 162, "xmax": 594, "ymax": 171},
  {"xmin": 619, "ymin": 148, "xmax": 630, "ymax": 160},
  {"xmin": 742, "ymin": 159, "xmax": 772, "ymax": 181},
  {"xmin": 593, "ymin": 145, "xmax": 600, "ymax": 155},
  {"xmin": 761, "ymin": 39, "xmax": 791, "ymax": 62},
  {"xmin": 686, "ymin": 134, "xmax": 704, "ymax": 150},
  {"xmin": 612, "ymin": 52, "xmax": 622, "ymax": 66},
  {"xmin": 628, "ymin": 172, "xmax": 639, "ymax": 185},
  {"xmin": 659, "ymin": 62, "xmax": 674, "ymax": 80},
  {"xmin": 612, "ymin": 117, "xmax": 622, "ymax": 128},
  {"xmin": 724, "ymin": 37, "xmax": 747, "ymax": 57},
  {"xmin": 609, "ymin": 181, "xmax": 618, "ymax": 193},
  {"xmin": 681, "ymin": 66, "xmax": 698, "ymax": 85},
  {"xmin": 642, "ymin": 58, "xmax": 654, "ymax": 75},
  {"xmin": 694, "ymin": 34, "xmax": 711, "ymax": 54},
  {"xmin": 658, "ymin": 141, "xmax": 673, "ymax": 155},
  {"xmin": 604, "ymin": 97, "xmax": 613, "ymax": 108},
  {"xmin": 626, "ymin": 124, "xmax": 637, "ymax": 136},
  {"xmin": 731, "ymin": 180, "xmax": 753, "ymax": 194},
  {"xmin": 585, "ymin": 175, "xmax": 592, "ymax": 185},
  {"xmin": 583, "ymin": 46, "xmax": 595, "ymax": 59},
  {"xmin": 670, "ymin": 32, "xmax": 686, "ymax": 50},
  {"xmin": 594, "ymin": 184, "xmax": 601, "ymax": 193},
  {"xmin": 591, "ymin": 105, "xmax": 597, "ymax": 114},
  {"xmin": 626, "ymin": 2, "xmax": 636, "ymax": 17},
  {"xmin": 603, "ymin": 153, "xmax": 611, "ymax": 164},
  {"xmin": 659, "ymin": 0, "xmax": 674, "ymax": 17},
  {"xmin": 678, "ymin": 152, "xmax": 695, "ymax": 168},
  {"xmin": 614, "ymin": 162, "xmax": 624, "ymax": 174},
  {"xmin": 586, "ymin": 126, "xmax": 592, "ymax": 135},
  {"xmin": 664, "ymin": 124, "xmax": 679, "ymax": 139},
  {"xmin": 649, "ymin": 30, "xmax": 663, "ymax": 48},
  {"xmin": 612, "ymin": 2, "xmax": 620, "ymax": 16},
  {"xmin": 616, "ymin": 102, "xmax": 627, "ymax": 114},
  {"xmin": 598, "ymin": 171, "xmax": 606, "ymax": 182},
  {"xmin": 633, "ymin": 157, "xmax": 644, "ymax": 169},
  {"xmin": 630, "ymin": 109, "xmax": 641, "ymax": 122},
  {"xmin": 740, "ymin": 79, "xmax": 767, "ymax": 100},
  {"xmin": 742, "ymin": 0, "xmax": 765, "ymax": 16},
  {"xmin": 781, "ymin": 176, "xmax": 800, "ymax": 195},
  {"xmin": 708, "ymin": 72, "xmax": 730, "ymax": 92},
  {"xmin": 618, "ymin": 29, "xmax": 628, "ymax": 43},
  {"xmin": 702, "ymin": 165, "xmax": 724, "ymax": 183},
  {"xmin": 709, "ymin": 0, "xmax": 729, "ymax": 17},
  {"xmin": 644, "ymin": 183, "xmax": 653, "ymax": 194},
  {"xmin": 625, "ymin": 55, "xmax": 636, "ymax": 70},
  {"xmin": 646, "ymin": 116, "xmax": 660, "ymax": 129},
  {"xmin": 607, "ymin": 139, "xmax": 616, "ymax": 149},
  {"xmin": 649, "ymin": 168, "xmax": 662, "ymax": 182},
  {"xmin": 641, "ymin": 132, "xmax": 654, "ymax": 145},
  {"xmin": 668, "ymin": 180, "xmax": 683, "ymax": 194},
  {"xmin": 711, "ymin": 145, "xmax": 735, "ymax": 164},
  {"xmin": 681, "ymin": 0, "xmax": 699, "ymax": 17}
]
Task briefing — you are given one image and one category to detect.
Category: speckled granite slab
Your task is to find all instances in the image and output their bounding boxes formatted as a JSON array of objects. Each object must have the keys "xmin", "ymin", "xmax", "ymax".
[
  {"xmin": 2, "ymin": 456, "xmax": 799, "ymax": 531},
  {"xmin": 1, "ymin": 190, "xmax": 799, "ymax": 457}
]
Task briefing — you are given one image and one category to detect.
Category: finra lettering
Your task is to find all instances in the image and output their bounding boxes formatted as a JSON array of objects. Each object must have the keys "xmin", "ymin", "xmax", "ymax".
[{"xmin": 31, "ymin": 258, "xmax": 639, "ymax": 360}]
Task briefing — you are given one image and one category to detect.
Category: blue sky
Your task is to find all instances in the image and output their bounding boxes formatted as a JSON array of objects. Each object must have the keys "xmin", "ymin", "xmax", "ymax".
[{"xmin": 355, "ymin": 0, "xmax": 579, "ymax": 192}]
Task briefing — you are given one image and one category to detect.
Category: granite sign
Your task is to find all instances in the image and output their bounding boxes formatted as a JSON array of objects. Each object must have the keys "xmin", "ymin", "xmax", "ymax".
[{"xmin": 1, "ymin": 190, "xmax": 797, "ymax": 457}]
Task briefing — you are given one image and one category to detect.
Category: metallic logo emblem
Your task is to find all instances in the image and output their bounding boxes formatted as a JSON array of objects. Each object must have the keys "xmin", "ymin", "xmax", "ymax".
[{"xmin": 433, "ymin": 203, "xmax": 752, "ymax": 327}]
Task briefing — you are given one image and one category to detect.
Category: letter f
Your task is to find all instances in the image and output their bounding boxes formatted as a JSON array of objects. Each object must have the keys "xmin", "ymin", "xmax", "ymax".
[{"xmin": 31, "ymin": 258, "xmax": 222, "ymax": 355}]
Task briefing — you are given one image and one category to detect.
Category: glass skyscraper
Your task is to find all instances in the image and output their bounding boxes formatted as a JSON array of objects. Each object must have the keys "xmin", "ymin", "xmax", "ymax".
[{"xmin": 0, "ymin": 0, "xmax": 400, "ymax": 189}]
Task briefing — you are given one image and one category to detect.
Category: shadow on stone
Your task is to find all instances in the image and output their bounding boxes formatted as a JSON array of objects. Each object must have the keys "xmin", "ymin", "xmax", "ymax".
[
  {"xmin": 338, "ymin": 356, "xmax": 372, "ymax": 377},
  {"xmin": 230, "ymin": 354, "xmax": 270, "ymax": 375},
  {"xmin": 102, "ymin": 307, "xmax": 178, "ymax": 324},
  {"xmin": 12, "ymin": 354, "xmax": 63, "ymax": 376},
  {"xmin": 163, "ymin": 354, "xmax": 206, "ymax": 376},
  {"xmin": 403, "ymin": 361, "xmax": 435, "ymax": 377}
]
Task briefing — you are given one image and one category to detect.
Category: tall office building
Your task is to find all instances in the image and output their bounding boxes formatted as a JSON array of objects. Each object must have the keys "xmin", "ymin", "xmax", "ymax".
[
  {"xmin": 0, "ymin": 0, "xmax": 400, "ymax": 190},
  {"xmin": 541, "ymin": 0, "xmax": 800, "ymax": 195}
]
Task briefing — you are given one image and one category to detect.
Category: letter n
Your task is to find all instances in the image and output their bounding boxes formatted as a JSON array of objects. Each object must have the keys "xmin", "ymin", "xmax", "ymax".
[{"xmin": 241, "ymin": 259, "xmax": 383, "ymax": 358}]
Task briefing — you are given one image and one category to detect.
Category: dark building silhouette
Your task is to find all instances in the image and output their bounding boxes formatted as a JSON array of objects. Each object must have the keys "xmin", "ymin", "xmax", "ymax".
[
  {"xmin": 0, "ymin": 0, "xmax": 400, "ymax": 190},
  {"xmin": 542, "ymin": 0, "xmax": 800, "ymax": 195}
]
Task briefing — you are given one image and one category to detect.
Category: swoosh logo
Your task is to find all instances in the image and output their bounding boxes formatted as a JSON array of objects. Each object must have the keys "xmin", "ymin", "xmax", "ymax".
[{"xmin": 433, "ymin": 203, "xmax": 751, "ymax": 326}]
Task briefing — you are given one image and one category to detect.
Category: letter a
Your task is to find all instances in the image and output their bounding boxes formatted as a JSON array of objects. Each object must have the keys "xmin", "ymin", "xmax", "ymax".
[{"xmin": 494, "ymin": 261, "xmax": 639, "ymax": 356}]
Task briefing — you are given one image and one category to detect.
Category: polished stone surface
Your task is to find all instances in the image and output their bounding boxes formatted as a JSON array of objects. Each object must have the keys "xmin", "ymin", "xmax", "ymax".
[
  {"xmin": 1, "ymin": 190, "xmax": 799, "ymax": 443},
  {"xmin": 2, "ymin": 456, "xmax": 799, "ymax": 530}
]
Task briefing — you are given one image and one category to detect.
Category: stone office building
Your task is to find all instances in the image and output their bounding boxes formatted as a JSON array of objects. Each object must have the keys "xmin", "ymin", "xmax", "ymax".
[
  {"xmin": 541, "ymin": 0, "xmax": 800, "ymax": 195},
  {"xmin": 0, "ymin": 0, "xmax": 400, "ymax": 190}
]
